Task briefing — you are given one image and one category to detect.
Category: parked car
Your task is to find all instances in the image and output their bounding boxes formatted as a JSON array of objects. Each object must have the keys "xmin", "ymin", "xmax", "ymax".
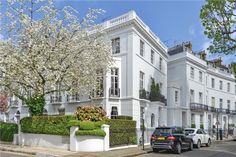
[
  {"xmin": 233, "ymin": 128, "xmax": 236, "ymax": 141},
  {"xmin": 184, "ymin": 128, "xmax": 211, "ymax": 148},
  {"xmin": 150, "ymin": 127, "xmax": 193, "ymax": 154}
]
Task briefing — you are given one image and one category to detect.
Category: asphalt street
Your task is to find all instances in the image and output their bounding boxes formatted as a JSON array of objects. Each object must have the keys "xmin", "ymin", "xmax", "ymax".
[{"xmin": 138, "ymin": 141, "xmax": 236, "ymax": 157}]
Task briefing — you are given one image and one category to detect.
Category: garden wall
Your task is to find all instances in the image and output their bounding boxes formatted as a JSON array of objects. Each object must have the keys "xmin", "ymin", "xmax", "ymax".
[{"xmin": 21, "ymin": 133, "xmax": 70, "ymax": 150}]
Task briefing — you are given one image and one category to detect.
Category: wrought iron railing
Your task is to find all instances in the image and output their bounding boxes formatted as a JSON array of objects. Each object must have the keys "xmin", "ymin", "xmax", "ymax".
[
  {"xmin": 67, "ymin": 94, "xmax": 80, "ymax": 102},
  {"xmin": 50, "ymin": 95, "xmax": 62, "ymax": 103}
]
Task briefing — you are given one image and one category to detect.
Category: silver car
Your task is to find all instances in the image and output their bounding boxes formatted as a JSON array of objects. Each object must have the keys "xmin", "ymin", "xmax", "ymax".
[{"xmin": 184, "ymin": 128, "xmax": 211, "ymax": 148}]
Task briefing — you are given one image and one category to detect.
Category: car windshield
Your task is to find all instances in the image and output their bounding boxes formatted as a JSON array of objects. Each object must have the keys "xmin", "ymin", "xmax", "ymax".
[
  {"xmin": 185, "ymin": 129, "xmax": 195, "ymax": 134},
  {"xmin": 153, "ymin": 128, "xmax": 172, "ymax": 136}
]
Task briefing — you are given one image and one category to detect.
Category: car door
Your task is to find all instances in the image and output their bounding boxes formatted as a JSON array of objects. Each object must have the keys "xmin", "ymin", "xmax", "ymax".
[
  {"xmin": 196, "ymin": 129, "xmax": 204, "ymax": 143},
  {"xmin": 202, "ymin": 130, "xmax": 209, "ymax": 143},
  {"xmin": 179, "ymin": 129, "xmax": 190, "ymax": 148}
]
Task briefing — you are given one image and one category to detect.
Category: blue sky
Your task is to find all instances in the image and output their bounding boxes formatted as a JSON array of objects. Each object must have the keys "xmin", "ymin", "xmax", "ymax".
[{"xmin": 1, "ymin": 0, "xmax": 235, "ymax": 64}]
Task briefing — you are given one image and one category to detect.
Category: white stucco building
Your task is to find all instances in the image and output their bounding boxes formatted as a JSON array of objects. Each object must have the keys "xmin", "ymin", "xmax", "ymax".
[
  {"xmin": 167, "ymin": 42, "xmax": 236, "ymax": 132},
  {"xmin": 1, "ymin": 11, "xmax": 168, "ymax": 134}
]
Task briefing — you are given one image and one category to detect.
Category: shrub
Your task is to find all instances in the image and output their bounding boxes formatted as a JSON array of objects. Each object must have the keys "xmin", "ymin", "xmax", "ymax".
[
  {"xmin": 200, "ymin": 123, "xmax": 204, "ymax": 129},
  {"xmin": 191, "ymin": 123, "xmax": 196, "ymax": 128},
  {"xmin": 76, "ymin": 129, "xmax": 106, "ymax": 137},
  {"xmin": 0, "ymin": 122, "xmax": 18, "ymax": 142},
  {"xmin": 20, "ymin": 115, "xmax": 77, "ymax": 136},
  {"xmin": 67, "ymin": 120, "xmax": 80, "ymax": 127},
  {"xmin": 79, "ymin": 121, "xmax": 95, "ymax": 130},
  {"xmin": 105, "ymin": 119, "xmax": 137, "ymax": 146},
  {"xmin": 115, "ymin": 115, "xmax": 132, "ymax": 120},
  {"xmin": 149, "ymin": 79, "xmax": 159, "ymax": 101},
  {"xmin": 75, "ymin": 105, "xmax": 107, "ymax": 121}
]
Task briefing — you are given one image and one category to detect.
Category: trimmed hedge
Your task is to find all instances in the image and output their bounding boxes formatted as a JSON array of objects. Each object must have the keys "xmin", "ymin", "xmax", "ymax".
[
  {"xmin": 79, "ymin": 121, "xmax": 95, "ymax": 130},
  {"xmin": 0, "ymin": 122, "xmax": 18, "ymax": 142},
  {"xmin": 69, "ymin": 120, "xmax": 106, "ymax": 137},
  {"xmin": 115, "ymin": 115, "xmax": 133, "ymax": 120},
  {"xmin": 76, "ymin": 129, "xmax": 106, "ymax": 137},
  {"xmin": 105, "ymin": 119, "xmax": 137, "ymax": 147},
  {"xmin": 20, "ymin": 115, "xmax": 77, "ymax": 136}
]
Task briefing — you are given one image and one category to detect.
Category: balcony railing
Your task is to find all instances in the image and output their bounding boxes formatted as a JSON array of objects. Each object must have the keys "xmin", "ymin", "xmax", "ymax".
[
  {"xmin": 190, "ymin": 103, "xmax": 234, "ymax": 115},
  {"xmin": 67, "ymin": 94, "xmax": 80, "ymax": 102},
  {"xmin": 109, "ymin": 88, "xmax": 120, "ymax": 97},
  {"xmin": 139, "ymin": 89, "xmax": 166, "ymax": 105},
  {"xmin": 190, "ymin": 103, "xmax": 206, "ymax": 111},
  {"xmin": 50, "ymin": 95, "xmax": 62, "ymax": 104},
  {"xmin": 90, "ymin": 90, "xmax": 104, "ymax": 98},
  {"xmin": 231, "ymin": 110, "xmax": 236, "ymax": 115},
  {"xmin": 139, "ymin": 89, "xmax": 150, "ymax": 100},
  {"xmin": 10, "ymin": 100, "xmax": 19, "ymax": 108}
]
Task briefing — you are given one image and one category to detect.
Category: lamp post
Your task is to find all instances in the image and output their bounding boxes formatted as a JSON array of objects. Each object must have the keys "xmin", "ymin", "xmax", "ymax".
[
  {"xmin": 140, "ymin": 107, "xmax": 145, "ymax": 150},
  {"xmin": 15, "ymin": 111, "xmax": 21, "ymax": 145}
]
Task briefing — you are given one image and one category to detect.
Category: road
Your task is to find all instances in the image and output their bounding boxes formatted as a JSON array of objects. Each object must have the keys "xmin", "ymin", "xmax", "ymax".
[
  {"xmin": 0, "ymin": 151, "xmax": 33, "ymax": 157},
  {"xmin": 138, "ymin": 141, "xmax": 236, "ymax": 157}
]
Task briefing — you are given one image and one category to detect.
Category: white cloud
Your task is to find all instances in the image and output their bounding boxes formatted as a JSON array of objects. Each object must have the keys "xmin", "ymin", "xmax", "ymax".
[
  {"xmin": 0, "ymin": 34, "xmax": 3, "ymax": 40},
  {"xmin": 202, "ymin": 40, "xmax": 211, "ymax": 55},
  {"xmin": 188, "ymin": 25, "xmax": 196, "ymax": 36},
  {"xmin": 202, "ymin": 40, "xmax": 235, "ymax": 65}
]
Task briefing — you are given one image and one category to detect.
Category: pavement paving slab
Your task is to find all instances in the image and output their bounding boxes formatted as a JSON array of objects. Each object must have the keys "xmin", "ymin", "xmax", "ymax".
[{"xmin": 0, "ymin": 137, "xmax": 234, "ymax": 157}]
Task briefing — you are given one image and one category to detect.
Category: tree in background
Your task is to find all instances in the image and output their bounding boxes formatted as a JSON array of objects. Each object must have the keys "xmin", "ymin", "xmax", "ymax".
[
  {"xmin": 0, "ymin": 0, "xmax": 112, "ymax": 115},
  {"xmin": 0, "ymin": 94, "xmax": 8, "ymax": 112},
  {"xmin": 200, "ymin": 0, "xmax": 236, "ymax": 55}
]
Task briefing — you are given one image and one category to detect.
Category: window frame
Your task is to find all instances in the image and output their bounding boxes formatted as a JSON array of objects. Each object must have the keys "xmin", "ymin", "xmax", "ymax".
[
  {"xmin": 139, "ymin": 71, "xmax": 145, "ymax": 90},
  {"xmin": 111, "ymin": 37, "xmax": 120, "ymax": 54},
  {"xmin": 140, "ymin": 40, "xmax": 145, "ymax": 57},
  {"xmin": 151, "ymin": 49, "xmax": 154, "ymax": 64}
]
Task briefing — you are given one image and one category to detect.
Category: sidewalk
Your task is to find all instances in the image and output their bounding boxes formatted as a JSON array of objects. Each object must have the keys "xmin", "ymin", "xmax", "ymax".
[
  {"xmin": 0, "ymin": 137, "xmax": 234, "ymax": 157},
  {"xmin": 0, "ymin": 142, "xmax": 151, "ymax": 157}
]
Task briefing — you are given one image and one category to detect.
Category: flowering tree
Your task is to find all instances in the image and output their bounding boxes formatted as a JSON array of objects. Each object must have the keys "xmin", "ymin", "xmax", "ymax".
[
  {"xmin": 0, "ymin": 94, "xmax": 8, "ymax": 112},
  {"xmin": 0, "ymin": 0, "xmax": 112, "ymax": 115}
]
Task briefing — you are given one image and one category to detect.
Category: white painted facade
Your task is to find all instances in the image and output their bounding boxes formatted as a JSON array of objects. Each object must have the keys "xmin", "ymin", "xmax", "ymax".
[
  {"xmin": 167, "ymin": 42, "xmax": 236, "ymax": 132},
  {"xmin": 1, "ymin": 11, "xmax": 168, "ymax": 134}
]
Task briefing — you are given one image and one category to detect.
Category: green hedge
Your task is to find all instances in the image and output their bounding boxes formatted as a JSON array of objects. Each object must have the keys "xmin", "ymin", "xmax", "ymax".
[
  {"xmin": 69, "ymin": 120, "xmax": 106, "ymax": 137},
  {"xmin": 20, "ymin": 115, "xmax": 77, "ymax": 136},
  {"xmin": 115, "ymin": 115, "xmax": 133, "ymax": 120},
  {"xmin": 105, "ymin": 119, "xmax": 137, "ymax": 147},
  {"xmin": 0, "ymin": 122, "xmax": 18, "ymax": 142},
  {"xmin": 76, "ymin": 129, "xmax": 106, "ymax": 137}
]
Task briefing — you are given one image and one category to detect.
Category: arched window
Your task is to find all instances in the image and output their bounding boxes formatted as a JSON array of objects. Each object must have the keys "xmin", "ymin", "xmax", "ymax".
[
  {"xmin": 151, "ymin": 113, "xmax": 155, "ymax": 127},
  {"xmin": 111, "ymin": 106, "xmax": 118, "ymax": 119}
]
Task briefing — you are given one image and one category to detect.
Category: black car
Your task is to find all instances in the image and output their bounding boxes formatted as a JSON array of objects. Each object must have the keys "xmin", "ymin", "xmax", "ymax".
[{"xmin": 150, "ymin": 127, "xmax": 193, "ymax": 154}]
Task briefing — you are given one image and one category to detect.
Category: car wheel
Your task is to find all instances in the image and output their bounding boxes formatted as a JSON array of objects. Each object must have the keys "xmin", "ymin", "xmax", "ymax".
[
  {"xmin": 174, "ymin": 142, "xmax": 182, "ymax": 154},
  {"xmin": 189, "ymin": 141, "xmax": 193, "ymax": 151},
  {"xmin": 196, "ymin": 140, "xmax": 201, "ymax": 149},
  {"xmin": 153, "ymin": 148, "xmax": 159, "ymax": 152},
  {"xmin": 206, "ymin": 139, "xmax": 211, "ymax": 147}
]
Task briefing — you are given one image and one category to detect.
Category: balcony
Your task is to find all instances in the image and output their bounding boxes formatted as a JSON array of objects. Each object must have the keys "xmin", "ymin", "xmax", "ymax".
[
  {"xmin": 190, "ymin": 103, "xmax": 206, "ymax": 111},
  {"xmin": 226, "ymin": 109, "xmax": 231, "ymax": 114},
  {"xmin": 139, "ymin": 89, "xmax": 167, "ymax": 105},
  {"xmin": 50, "ymin": 95, "xmax": 62, "ymax": 104},
  {"xmin": 139, "ymin": 89, "xmax": 150, "ymax": 100},
  {"xmin": 90, "ymin": 90, "xmax": 104, "ymax": 98},
  {"xmin": 231, "ymin": 110, "xmax": 236, "ymax": 115},
  {"xmin": 109, "ymin": 88, "xmax": 120, "ymax": 97},
  {"xmin": 67, "ymin": 94, "xmax": 80, "ymax": 102},
  {"xmin": 10, "ymin": 100, "xmax": 19, "ymax": 108}
]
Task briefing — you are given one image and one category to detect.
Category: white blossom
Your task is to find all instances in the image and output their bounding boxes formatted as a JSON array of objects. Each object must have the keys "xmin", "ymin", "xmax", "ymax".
[{"xmin": 0, "ymin": 0, "xmax": 112, "ymax": 99}]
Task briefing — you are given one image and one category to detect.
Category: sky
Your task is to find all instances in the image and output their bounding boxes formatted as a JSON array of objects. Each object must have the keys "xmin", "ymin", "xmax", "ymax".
[{"xmin": 1, "ymin": 0, "xmax": 235, "ymax": 65}]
